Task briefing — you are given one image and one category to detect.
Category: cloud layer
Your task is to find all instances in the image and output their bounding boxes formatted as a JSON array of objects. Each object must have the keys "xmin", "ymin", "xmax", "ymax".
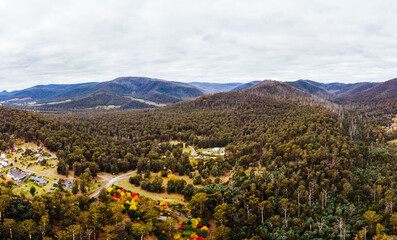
[{"xmin": 1, "ymin": 0, "xmax": 397, "ymax": 91}]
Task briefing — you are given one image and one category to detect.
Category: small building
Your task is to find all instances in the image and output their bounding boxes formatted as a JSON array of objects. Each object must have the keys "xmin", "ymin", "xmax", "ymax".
[
  {"xmin": 0, "ymin": 161, "xmax": 9, "ymax": 168},
  {"xmin": 213, "ymin": 147, "xmax": 225, "ymax": 155},
  {"xmin": 157, "ymin": 216, "xmax": 169, "ymax": 221},
  {"xmin": 7, "ymin": 168, "xmax": 29, "ymax": 181},
  {"xmin": 213, "ymin": 147, "xmax": 220, "ymax": 153},
  {"xmin": 65, "ymin": 179, "xmax": 73, "ymax": 188},
  {"xmin": 0, "ymin": 153, "xmax": 5, "ymax": 159},
  {"xmin": 202, "ymin": 151, "xmax": 212, "ymax": 155},
  {"xmin": 54, "ymin": 179, "xmax": 73, "ymax": 189}
]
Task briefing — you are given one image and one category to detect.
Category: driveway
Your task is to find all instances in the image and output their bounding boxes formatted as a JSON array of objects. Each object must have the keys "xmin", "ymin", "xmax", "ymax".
[{"xmin": 89, "ymin": 171, "xmax": 136, "ymax": 197}]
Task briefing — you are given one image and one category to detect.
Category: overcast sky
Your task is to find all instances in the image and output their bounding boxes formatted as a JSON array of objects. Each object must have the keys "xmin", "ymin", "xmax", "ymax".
[{"xmin": 1, "ymin": 0, "xmax": 397, "ymax": 91}]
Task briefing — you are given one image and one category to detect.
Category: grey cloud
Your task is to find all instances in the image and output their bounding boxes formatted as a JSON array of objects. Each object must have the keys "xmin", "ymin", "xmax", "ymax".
[{"xmin": 1, "ymin": 0, "xmax": 397, "ymax": 91}]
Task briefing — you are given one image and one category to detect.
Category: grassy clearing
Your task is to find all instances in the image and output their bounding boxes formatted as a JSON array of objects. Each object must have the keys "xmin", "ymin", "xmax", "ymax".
[
  {"xmin": 125, "ymin": 96, "xmax": 166, "ymax": 107},
  {"xmin": 9, "ymin": 142, "xmax": 61, "ymax": 177},
  {"xmin": 168, "ymin": 141, "xmax": 192, "ymax": 154},
  {"xmin": 133, "ymin": 98, "xmax": 145, "ymax": 103},
  {"xmin": 169, "ymin": 140, "xmax": 180, "ymax": 145},
  {"xmin": 95, "ymin": 105, "xmax": 121, "ymax": 110},
  {"xmin": 22, "ymin": 142, "xmax": 39, "ymax": 149},
  {"xmin": 115, "ymin": 178, "xmax": 186, "ymax": 204},
  {"xmin": 388, "ymin": 139, "xmax": 397, "ymax": 144},
  {"xmin": 183, "ymin": 147, "xmax": 192, "ymax": 155},
  {"xmin": 33, "ymin": 99, "xmax": 72, "ymax": 106},
  {"xmin": 22, "ymin": 160, "xmax": 66, "ymax": 179},
  {"xmin": 88, "ymin": 181, "xmax": 104, "ymax": 193},
  {"xmin": 13, "ymin": 177, "xmax": 59, "ymax": 196}
]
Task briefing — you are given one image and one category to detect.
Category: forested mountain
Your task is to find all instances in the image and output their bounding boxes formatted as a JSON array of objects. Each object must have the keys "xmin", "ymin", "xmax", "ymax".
[
  {"xmin": 335, "ymin": 82, "xmax": 381, "ymax": 97},
  {"xmin": 244, "ymin": 80, "xmax": 312, "ymax": 99},
  {"xmin": 38, "ymin": 77, "xmax": 204, "ymax": 104},
  {"xmin": 286, "ymin": 80, "xmax": 333, "ymax": 99},
  {"xmin": 335, "ymin": 78, "xmax": 397, "ymax": 124},
  {"xmin": 336, "ymin": 78, "xmax": 397, "ymax": 103},
  {"xmin": 1, "ymin": 83, "xmax": 396, "ymax": 239},
  {"xmin": 0, "ymin": 82, "xmax": 98, "ymax": 101},
  {"xmin": 0, "ymin": 80, "xmax": 260, "ymax": 104},
  {"xmin": 34, "ymin": 92, "xmax": 154, "ymax": 111},
  {"xmin": 0, "ymin": 77, "xmax": 205, "ymax": 111},
  {"xmin": 1, "ymin": 78, "xmax": 386, "ymax": 113},
  {"xmin": 299, "ymin": 80, "xmax": 379, "ymax": 98}
]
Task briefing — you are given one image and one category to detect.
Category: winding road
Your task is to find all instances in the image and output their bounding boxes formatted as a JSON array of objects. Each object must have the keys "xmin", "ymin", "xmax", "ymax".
[
  {"xmin": 90, "ymin": 146, "xmax": 197, "ymax": 198},
  {"xmin": 89, "ymin": 171, "xmax": 136, "ymax": 198},
  {"xmin": 188, "ymin": 145, "xmax": 196, "ymax": 155}
]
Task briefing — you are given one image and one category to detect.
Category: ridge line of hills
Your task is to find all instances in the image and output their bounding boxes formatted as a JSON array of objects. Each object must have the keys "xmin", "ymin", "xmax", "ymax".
[{"xmin": 1, "ymin": 76, "xmax": 396, "ymax": 112}]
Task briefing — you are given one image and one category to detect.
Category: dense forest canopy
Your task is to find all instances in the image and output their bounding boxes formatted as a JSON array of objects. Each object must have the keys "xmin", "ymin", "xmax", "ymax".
[
  {"xmin": 0, "ymin": 88, "xmax": 396, "ymax": 239},
  {"xmin": 1, "ymin": 92, "xmax": 357, "ymax": 176}
]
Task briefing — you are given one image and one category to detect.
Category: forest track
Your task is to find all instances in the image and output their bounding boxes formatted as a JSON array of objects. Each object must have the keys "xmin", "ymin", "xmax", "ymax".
[{"xmin": 89, "ymin": 171, "xmax": 136, "ymax": 197}]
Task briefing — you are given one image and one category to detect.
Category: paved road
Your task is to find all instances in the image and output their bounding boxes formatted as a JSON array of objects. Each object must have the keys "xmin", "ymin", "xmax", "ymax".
[{"xmin": 89, "ymin": 171, "xmax": 136, "ymax": 198}]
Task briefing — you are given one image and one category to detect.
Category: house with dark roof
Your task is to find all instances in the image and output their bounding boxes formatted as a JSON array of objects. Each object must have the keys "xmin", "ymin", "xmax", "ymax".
[{"xmin": 7, "ymin": 168, "xmax": 29, "ymax": 181}]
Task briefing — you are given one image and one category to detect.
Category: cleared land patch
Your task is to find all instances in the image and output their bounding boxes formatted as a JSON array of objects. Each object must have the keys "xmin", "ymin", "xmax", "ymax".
[{"xmin": 115, "ymin": 178, "xmax": 186, "ymax": 204}]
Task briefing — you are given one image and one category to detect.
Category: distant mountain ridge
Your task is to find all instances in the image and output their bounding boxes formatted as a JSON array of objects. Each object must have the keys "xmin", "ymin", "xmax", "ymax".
[
  {"xmin": 0, "ymin": 77, "xmax": 267, "ymax": 111},
  {"xmin": 285, "ymin": 80, "xmax": 380, "ymax": 100},
  {"xmin": 286, "ymin": 80, "xmax": 332, "ymax": 99},
  {"xmin": 332, "ymin": 78, "xmax": 397, "ymax": 123},
  {"xmin": 1, "ymin": 76, "xmax": 392, "ymax": 112},
  {"xmin": 0, "ymin": 82, "xmax": 98, "ymax": 101},
  {"xmin": 335, "ymin": 78, "xmax": 397, "ymax": 103},
  {"xmin": 37, "ymin": 77, "xmax": 204, "ymax": 104},
  {"xmin": 0, "ymin": 77, "xmax": 205, "ymax": 111}
]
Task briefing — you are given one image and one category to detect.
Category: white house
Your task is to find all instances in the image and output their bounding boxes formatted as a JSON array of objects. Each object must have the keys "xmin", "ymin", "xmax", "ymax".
[
  {"xmin": 212, "ymin": 147, "xmax": 225, "ymax": 155},
  {"xmin": 0, "ymin": 161, "xmax": 9, "ymax": 168}
]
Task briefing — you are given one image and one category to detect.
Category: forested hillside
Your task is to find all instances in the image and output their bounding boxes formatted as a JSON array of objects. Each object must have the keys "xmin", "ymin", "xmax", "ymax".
[
  {"xmin": 0, "ymin": 88, "xmax": 396, "ymax": 239},
  {"xmin": 335, "ymin": 78, "xmax": 397, "ymax": 124},
  {"xmin": 302, "ymin": 80, "xmax": 379, "ymax": 97},
  {"xmin": 286, "ymin": 80, "xmax": 332, "ymax": 99},
  {"xmin": 244, "ymin": 80, "xmax": 311, "ymax": 99}
]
